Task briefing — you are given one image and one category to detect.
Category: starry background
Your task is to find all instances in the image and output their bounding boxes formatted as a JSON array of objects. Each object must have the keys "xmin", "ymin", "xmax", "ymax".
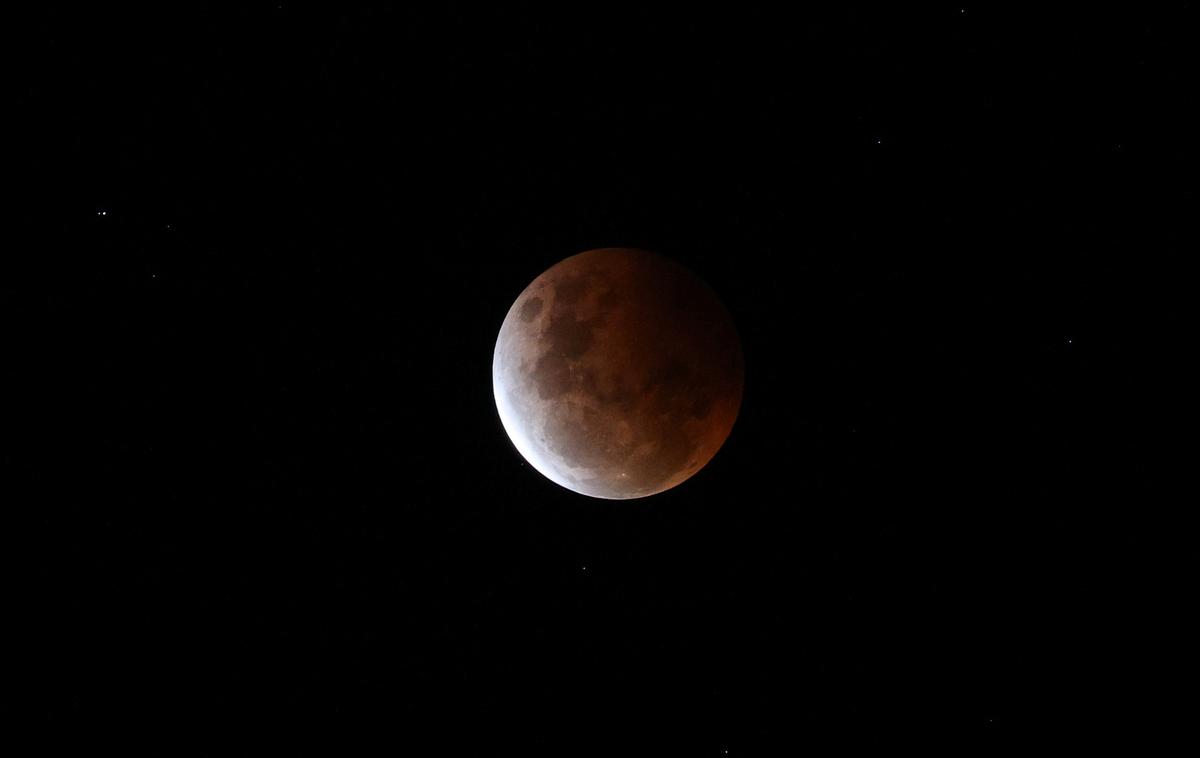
[{"xmin": 13, "ymin": 3, "xmax": 1189, "ymax": 754}]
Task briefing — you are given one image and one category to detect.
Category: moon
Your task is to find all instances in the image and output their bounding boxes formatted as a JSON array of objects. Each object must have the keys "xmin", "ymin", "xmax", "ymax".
[{"xmin": 493, "ymin": 248, "xmax": 744, "ymax": 499}]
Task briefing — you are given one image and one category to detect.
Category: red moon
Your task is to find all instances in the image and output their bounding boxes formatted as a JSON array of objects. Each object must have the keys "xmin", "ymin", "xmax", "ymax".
[{"xmin": 493, "ymin": 248, "xmax": 743, "ymax": 499}]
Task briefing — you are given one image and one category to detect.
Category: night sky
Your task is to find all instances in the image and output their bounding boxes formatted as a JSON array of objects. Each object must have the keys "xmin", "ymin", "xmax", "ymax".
[{"xmin": 14, "ymin": 4, "xmax": 1188, "ymax": 753}]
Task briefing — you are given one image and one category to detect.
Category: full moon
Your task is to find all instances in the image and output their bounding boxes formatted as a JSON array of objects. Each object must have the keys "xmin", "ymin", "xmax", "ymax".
[{"xmin": 493, "ymin": 248, "xmax": 744, "ymax": 499}]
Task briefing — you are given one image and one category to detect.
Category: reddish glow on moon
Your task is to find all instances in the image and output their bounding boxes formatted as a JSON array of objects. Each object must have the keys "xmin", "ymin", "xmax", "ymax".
[{"xmin": 493, "ymin": 248, "xmax": 743, "ymax": 499}]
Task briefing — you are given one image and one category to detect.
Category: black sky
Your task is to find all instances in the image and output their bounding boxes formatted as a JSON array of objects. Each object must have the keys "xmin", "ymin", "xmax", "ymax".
[{"xmin": 12, "ymin": 4, "xmax": 1190, "ymax": 754}]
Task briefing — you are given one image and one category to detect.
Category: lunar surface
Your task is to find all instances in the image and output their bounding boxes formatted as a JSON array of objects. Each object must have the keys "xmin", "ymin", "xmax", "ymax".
[{"xmin": 493, "ymin": 248, "xmax": 743, "ymax": 499}]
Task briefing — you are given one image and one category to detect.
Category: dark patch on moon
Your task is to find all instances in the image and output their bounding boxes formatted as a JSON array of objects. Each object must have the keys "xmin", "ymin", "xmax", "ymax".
[
  {"xmin": 519, "ymin": 296, "xmax": 543, "ymax": 322},
  {"xmin": 553, "ymin": 274, "xmax": 589, "ymax": 305},
  {"xmin": 545, "ymin": 312, "xmax": 601, "ymax": 361},
  {"xmin": 579, "ymin": 366, "xmax": 636, "ymax": 411},
  {"xmin": 531, "ymin": 351, "xmax": 571, "ymax": 400}
]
